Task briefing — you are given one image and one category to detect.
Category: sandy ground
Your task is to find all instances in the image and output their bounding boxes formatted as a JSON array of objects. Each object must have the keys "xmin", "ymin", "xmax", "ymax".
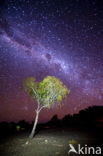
[{"xmin": 0, "ymin": 128, "xmax": 103, "ymax": 156}]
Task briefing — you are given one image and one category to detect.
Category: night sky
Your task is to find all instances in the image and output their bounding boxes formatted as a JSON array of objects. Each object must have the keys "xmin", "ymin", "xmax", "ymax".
[{"xmin": 0, "ymin": 0, "xmax": 103, "ymax": 123}]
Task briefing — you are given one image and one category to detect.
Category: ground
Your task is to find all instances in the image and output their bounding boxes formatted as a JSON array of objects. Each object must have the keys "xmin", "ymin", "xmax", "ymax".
[{"xmin": 0, "ymin": 128, "xmax": 102, "ymax": 156}]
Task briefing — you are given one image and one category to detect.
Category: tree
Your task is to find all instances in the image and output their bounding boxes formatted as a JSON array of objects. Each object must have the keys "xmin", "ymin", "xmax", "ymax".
[{"xmin": 23, "ymin": 76, "xmax": 69, "ymax": 139}]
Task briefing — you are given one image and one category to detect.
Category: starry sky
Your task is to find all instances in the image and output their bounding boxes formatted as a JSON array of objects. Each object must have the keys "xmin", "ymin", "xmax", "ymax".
[{"xmin": 0, "ymin": 0, "xmax": 103, "ymax": 123}]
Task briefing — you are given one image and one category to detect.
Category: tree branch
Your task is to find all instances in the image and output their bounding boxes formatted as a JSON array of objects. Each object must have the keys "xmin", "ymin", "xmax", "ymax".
[
  {"xmin": 31, "ymin": 87, "xmax": 40, "ymax": 104},
  {"xmin": 31, "ymin": 87, "xmax": 47, "ymax": 113},
  {"xmin": 31, "ymin": 87, "xmax": 38, "ymax": 97},
  {"xmin": 38, "ymin": 104, "xmax": 49, "ymax": 112}
]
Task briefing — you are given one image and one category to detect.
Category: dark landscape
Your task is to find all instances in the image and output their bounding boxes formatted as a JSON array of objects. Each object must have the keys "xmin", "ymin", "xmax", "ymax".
[{"xmin": 0, "ymin": 106, "xmax": 103, "ymax": 156}]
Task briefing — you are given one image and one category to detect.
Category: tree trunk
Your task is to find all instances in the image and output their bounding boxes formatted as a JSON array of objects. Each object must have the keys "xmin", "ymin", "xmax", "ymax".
[{"xmin": 29, "ymin": 111, "xmax": 39, "ymax": 139}]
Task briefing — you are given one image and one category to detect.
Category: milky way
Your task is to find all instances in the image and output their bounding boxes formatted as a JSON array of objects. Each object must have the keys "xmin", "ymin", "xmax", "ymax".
[{"xmin": 0, "ymin": 0, "xmax": 103, "ymax": 123}]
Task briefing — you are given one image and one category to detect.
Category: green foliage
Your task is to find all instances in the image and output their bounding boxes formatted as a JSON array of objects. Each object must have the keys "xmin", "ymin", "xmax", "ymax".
[
  {"xmin": 23, "ymin": 76, "xmax": 69, "ymax": 109},
  {"xmin": 38, "ymin": 76, "xmax": 69, "ymax": 107},
  {"xmin": 23, "ymin": 76, "xmax": 39, "ymax": 102}
]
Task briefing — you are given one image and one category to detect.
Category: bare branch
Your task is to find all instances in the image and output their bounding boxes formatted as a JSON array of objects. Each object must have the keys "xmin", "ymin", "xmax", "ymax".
[
  {"xmin": 31, "ymin": 87, "xmax": 40, "ymax": 104},
  {"xmin": 31, "ymin": 87, "xmax": 38, "ymax": 97},
  {"xmin": 38, "ymin": 104, "xmax": 49, "ymax": 112}
]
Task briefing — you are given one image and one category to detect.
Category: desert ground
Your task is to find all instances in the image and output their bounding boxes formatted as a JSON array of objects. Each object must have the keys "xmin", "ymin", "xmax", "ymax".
[{"xmin": 0, "ymin": 127, "xmax": 102, "ymax": 156}]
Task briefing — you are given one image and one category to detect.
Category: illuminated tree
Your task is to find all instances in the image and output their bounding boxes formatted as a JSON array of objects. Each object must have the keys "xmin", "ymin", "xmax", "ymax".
[{"xmin": 23, "ymin": 76, "xmax": 69, "ymax": 139}]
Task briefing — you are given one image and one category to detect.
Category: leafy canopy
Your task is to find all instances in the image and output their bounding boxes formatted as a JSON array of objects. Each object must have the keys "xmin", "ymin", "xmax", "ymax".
[{"xmin": 23, "ymin": 76, "xmax": 69, "ymax": 108}]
